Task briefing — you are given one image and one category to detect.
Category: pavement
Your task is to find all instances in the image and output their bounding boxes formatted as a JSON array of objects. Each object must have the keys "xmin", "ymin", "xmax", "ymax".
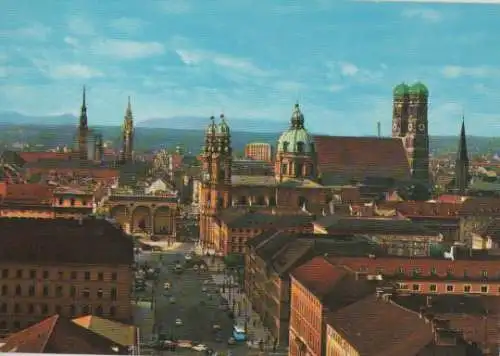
[{"xmin": 133, "ymin": 241, "xmax": 254, "ymax": 355}]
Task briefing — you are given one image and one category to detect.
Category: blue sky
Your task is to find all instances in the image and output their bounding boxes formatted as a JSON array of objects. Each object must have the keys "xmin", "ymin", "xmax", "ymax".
[{"xmin": 1, "ymin": 0, "xmax": 500, "ymax": 136}]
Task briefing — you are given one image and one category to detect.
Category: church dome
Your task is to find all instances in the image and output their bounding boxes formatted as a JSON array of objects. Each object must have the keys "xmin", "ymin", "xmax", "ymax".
[
  {"xmin": 217, "ymin": 114, "xmax": 230, "ymax": 136},
  {"xmin": 393, "ymin": 83, "xmax": 410, "ymax": 97},
  {"xmin": 276, "ymin": 103, "xmax": 314, "ymax": 154},
  {"xmin": 409, "ymin": 82, "xmax": 429, "ymax": 97},
  {"xmin": 205, "ymin": 116, "xmax": 217, "ymax": 135}
]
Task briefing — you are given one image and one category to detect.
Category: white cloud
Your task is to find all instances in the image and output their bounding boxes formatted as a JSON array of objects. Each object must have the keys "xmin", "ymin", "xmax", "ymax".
[
  {"xmin": 175, "ymin": 49, "xmax": 269, "ymax": 76},
  {"xmin": 402, "ymin": 8, "xmax": 442, "ymax": 22},
  {"xmin": 158, "ymin": 0, "xmax": 193, "ymax": 14},
  {"xmin": 64, "ymin": 36, "xmax": 80, "ymax": 47},
  {"xmin": 328, "ymin": 84, "xmax": 344, "ymax": 92},
  {"xmin": 91, "ymin": 39, "xmax": 165, "ymax": 59},
  {"xmin": 108, "ymin": 17, "xmax": 146, "ymax": 35},
  {"xmin": 32, "ymin": 59, "xmax": 103, "ymax": 79},
  {"xmin": 360, "ymin": 0, "xmax": 500, "ymax": 3},
  {"xmin": 0, "ymin": 23, "xmax": 52, "ymax": 41},
  {"xmin": 326, "ymin": 61, "xmax": 384, "ymax": 82},
  {"xmin": 441, "ymin": 65, "xmax": 500, "ymax": 78},
  {"xmin": 67, "ymin": 17, "xmax": 96, "ymax": 36}
]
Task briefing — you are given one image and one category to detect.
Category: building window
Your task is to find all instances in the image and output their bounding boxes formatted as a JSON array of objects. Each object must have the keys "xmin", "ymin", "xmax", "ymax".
[
  {"xmin": 82, "ymin": 200, "xmax": 88, "ymax": 206},
  {"xmin": 95, "ymin": 305, "xmax": 103, "ymax": 316},
  {"xmin": 429, "ymin": 284, "xmax": 437, "ymax": 292},
  {"xmin": 70, "ymin": 286, "xmax": 76, "ymax": 297},
  {"xmin": 1, "ymin": 269, "xmax": 8, "ymax": 278},
  {"xmin": 55, "ymin": 305, "xmax": 62, "ymax": 314},
  {"xmin": 15, "ymin": 285, "xmax": 21, "ymax": 296},
  {"xmin": 430, "ymin": 267, "xmax": 437, "ymax": 276},
  {"xmin": 43, "ymin": 285, "xmax": 49, "ymax": 297},
  {"xmin": 111, "ymin": 272, "xmax": 117, "ymax": 281},
  {"xmin": 14, "ymin": 304, "xmax": 21, "ymax": 313},
  {"xmin": 82, "ymin": 305, "xmax": 90, "ymax": 315},
  {"xmin": 84, "ymin": 272, "xmax": 91, "ymax": 281},
  {"xmin": 282, "ymin": 142, "xmax": 289, "ymax": 152},
  {"xmin": 58, "ymin": 198, "xmax": 64, "ymax": 205},
  {"xmin": 110, "ymin": 287, "xmax": 117, "ymax": 301},
  {"xmin": 97, "ymin": 289, "xmax": 104, "ymax": 298},
  {"xmin": 16, "ymin": 269, "xmax": 22, "ymax": 278},
  {"xmin": 70, "ymin": 198, "xmax": 75, "ymax": 206},
  {"xmin": 55, "ymin": 286, "xmax": 63, "ymax": 297},
  {"xmin": 446, "ymin": 285, "xmax": 454, "ymax": 293},
  {"xmin": 481, "ymin": 270, "xmax": 488, "ymax": 278},
  {"xmin": 82, "ymin": 288, "xmax": 90, "ymax": 298},
  {"xmin": 463, "ymin": 269, "xmax": 468, "ymax": 278},
  {"xmin": 58, "ymin": 271, "xmax": 64, "ymax": 280},
  {"xmin": 480, "ymin": 285, "xmax": 488, "ymax": 293},
  {"xmin": 28, "ymin": 304, "xmax": 34, "ymax": 314},
  {"xmin": 0, "ymin": 303, "xmax": 6, "ymax": 313},
  {"xmin": 70, "ymin": 305, "xmax": 76, "ymax": 316},
  {"xmin": 110, "ymin": 306, "xmax": 116, "ymax": 316},
  {"xmin": 397, "ymin": 267, "xmax": 404, "ymax": 274},
  {"xmin": 71, "ymin": 271, "xmax": 77, "ymax": 280},
  {"xmin": 29, "ymin": 270, "xmax": 36, "ymax": 279},
  {"xmin": 28, "ymin": 285, "xmax": 35, "ymax": 296},
  {"xmin": 98, "ymin": 272, "xmax": 104, "ymax": 281},
  {"xmin": 297, "ymin": 141, "xmax": 305, "ymax": 153},
  {"xmin": 463, "ymin": 285, "xmax": 471, "ymax": 293},
  {"xmin": 43, "ymin": 271, "xmax": 49, "ymax": 279},
  {"xmin": 41, "ymin": 304, "xmax": 48, "ymax": 314},
  {"xmin": 412, "ymin": 284, "xmax": 420, "ymax": 291},
  {"xmin": 1, "ymin": 285, "xmax": 7, "ymax": 296}
]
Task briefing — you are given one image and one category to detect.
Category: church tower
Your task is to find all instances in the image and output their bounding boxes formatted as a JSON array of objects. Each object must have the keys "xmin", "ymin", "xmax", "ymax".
[
  {"xmin": 120, "ymin": 96, "xmax": 134, "ymax": 163},
  {"xmin": 199, "ymin": 114, "xmax": 232, "ymax": 251},
  {"xmin": 275, "ymin": 103, "xmax": 316, "ymax": 181},
  {"xmin": 77, "ymin": 86, "xmax": 89, "ymax": 160},
  {"xmin": 393, "ymin": 82, "xmax": 430, "ymax": 183},
  {"xmin": 454, "ymin": 118, "xmax": 470, "ymax": 195}
]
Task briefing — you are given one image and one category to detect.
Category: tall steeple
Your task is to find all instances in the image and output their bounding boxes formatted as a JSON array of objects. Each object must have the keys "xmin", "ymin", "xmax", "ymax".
[
  {"xmin": 121, "ymin": 96, "xmax": 134, "ymax": 163},
  {"xmin": 79, "ymin": 86, "xmax": 88, "ymax": 130},
  {"xmin": 454, "ymin": 116, "xmax": 469, "ymax": 195}
]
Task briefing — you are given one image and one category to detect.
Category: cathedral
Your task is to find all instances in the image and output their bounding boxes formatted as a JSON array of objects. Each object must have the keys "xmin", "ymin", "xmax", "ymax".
[{"xmin": 199, "ymin": 87, "xmax": 432, "ymax": 252}]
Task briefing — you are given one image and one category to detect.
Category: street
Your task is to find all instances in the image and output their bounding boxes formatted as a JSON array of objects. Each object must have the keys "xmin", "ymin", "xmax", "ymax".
[{"xmin": 136, "ymin": 241, "xmax": 258, "ymax": 355}]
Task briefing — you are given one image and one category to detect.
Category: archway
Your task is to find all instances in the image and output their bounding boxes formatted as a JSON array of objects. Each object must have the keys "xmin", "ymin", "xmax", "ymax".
[
  {"xmin": 132, "ymin": 206, "xmax": 151, "ymax": 233},
  {"xmin": 153, "ymin": 207, "xmax": 172, "ymax": 235},
  {"xmin": 110, "ymin": 205, "xmax": 129, "ymax": 230}
]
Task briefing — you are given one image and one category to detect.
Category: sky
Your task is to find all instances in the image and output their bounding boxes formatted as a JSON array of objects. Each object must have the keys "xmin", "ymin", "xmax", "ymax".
[{"xmin": 1, "ymin": 0, "xmax": 500, "ymax": 136}]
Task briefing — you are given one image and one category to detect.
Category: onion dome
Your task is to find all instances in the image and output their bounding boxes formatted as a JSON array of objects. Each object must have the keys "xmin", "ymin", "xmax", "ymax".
[
  {"xmin": 409, "ymin": 82, "xmax": 429, "ymax": 97},
  {"xmin": 393, "ymin": 83, "xmax": 410, "ymax": 97},
  {"xmin": 218, "ymin": 114, "xmax": 230, "ymax": 136},
  {"xmin": 277, "ymin": 103, "xmax": 314, "ymax": 154},
  {"xmin": 205, "ymin": 116, "xmax": 217, "ymax": 136}
]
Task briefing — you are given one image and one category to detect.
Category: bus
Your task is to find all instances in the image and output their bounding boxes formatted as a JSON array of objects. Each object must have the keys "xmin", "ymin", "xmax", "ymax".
[{"xmin": 232, "ymin": 325, "xmax": 246, "ymax": 342}]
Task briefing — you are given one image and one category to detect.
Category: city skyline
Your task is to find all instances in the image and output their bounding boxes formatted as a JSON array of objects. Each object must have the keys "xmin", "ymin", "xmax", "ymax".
[{"xmin": 1, "ymin": 0, "xmax": 500, "ymax": 136}]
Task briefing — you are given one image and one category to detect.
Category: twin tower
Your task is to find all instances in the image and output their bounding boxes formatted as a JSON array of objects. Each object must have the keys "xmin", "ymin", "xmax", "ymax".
[{"xmin": 392, "ymin": 82, "xmax": 430, "ymax": 183}]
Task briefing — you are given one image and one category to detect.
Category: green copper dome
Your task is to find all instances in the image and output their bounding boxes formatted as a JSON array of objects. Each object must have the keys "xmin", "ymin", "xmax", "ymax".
[
  {"xmin": 217, "ymin": 114, "xmax": 230, "ymax": 136},
  {"xmin": 393, "ymin": 83, "xmax": 410, "ymax": 97},
  {"xmin": 277, "ymin": 103, "xmax": 313, "ymax": 154},
  {"xmin": 205, "ymin": 116, "xmax": 217, "ymax": 135},
  {"xmin": 409, "ymin": 82, "xmax": 429, "ymax": 97}
]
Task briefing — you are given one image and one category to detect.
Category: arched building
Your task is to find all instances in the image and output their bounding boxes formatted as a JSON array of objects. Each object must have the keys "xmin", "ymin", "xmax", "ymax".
[{"xmin": 199, "ymin": 102, "xmax": 418, "ymax": 255}]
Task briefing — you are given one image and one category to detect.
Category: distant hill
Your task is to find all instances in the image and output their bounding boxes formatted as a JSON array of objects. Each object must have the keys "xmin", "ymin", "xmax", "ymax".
[
  {"xmin": 0, "ymin": 112, "xmax": 498, "ymax": 156},
  {"xmin": 136, "ymin": 116, "xmax": 287, "ymax": 133},
  {"xmin": 0, "ymin": 111, "xmax": 76, "ymax": 126}
]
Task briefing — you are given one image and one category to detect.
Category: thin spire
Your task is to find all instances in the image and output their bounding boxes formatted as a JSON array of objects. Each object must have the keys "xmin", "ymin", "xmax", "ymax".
[
  {"xmin": 79, "ymin": 85, "xmax": 88, "ymax": 129},
  {"xmin": 125, "ymin": 96, "xmax": 133, "ymax": 117},
  {"xmin": 82, "ymin": 85, "xmax": 86, "ymax": 108}
]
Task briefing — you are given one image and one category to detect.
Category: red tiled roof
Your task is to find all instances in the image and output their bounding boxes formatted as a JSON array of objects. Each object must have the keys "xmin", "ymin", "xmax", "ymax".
[
  {"xmin": 0, "ymin": 314, "xmax": 126, "ymax": 353},
  {"xmin": 458, "ymin": 197, "xmax": 500, "ymax": 216},
  {"xmin": 436, "ymin": 194, "xmax": 465, "ymax": 204},
  {"xmin": 378, "ymin": 201, "xmax": 462, "ymax": 218},
  {"xmin": 291, "ymin": 256, "xmax": 347, "ymax": 297},
  {"xmin": 18, "ymin": 152, "xmax": 71, "ymax": 163},
  {"xmin": 327, "ymin": 296, "xmax": 435, "ymax": 356},
  {"xmin": 1, "ymin": 183, "xmax": 53, "ymax": 205},
  {"xmin": 313, "ymin": 136, "xmax": 411, "ymax": 181}
]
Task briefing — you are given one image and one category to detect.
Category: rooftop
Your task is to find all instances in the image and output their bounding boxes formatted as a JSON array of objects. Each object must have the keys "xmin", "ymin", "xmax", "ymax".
[
  {"xmin": 459, "ymin": 197, "xmax": 500, "ymax": 216},
  {"xmin": 327, "ymin": 295, "xmax": 435, "ymax": 356},
  {"xmin": 218, "ymin": 208, "xmax": 313, "ymax": 229},
  {"xmin": 0, "ymin": 314, "xmax": 126, "ymax": 354},
  {"xmin": 72, "ymin": 315, "xmax": 136, "ymax": 347},
  {"xmin": 0, "ymin": 218, "xmax": 133, "ymax": 265}
]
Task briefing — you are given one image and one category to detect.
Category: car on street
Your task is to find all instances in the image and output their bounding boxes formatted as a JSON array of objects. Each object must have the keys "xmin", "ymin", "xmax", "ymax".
[
  {"xmin": 174, "ymin": 264, "xmax": 183, "ymax": 274},
  {"xmin": 175, "ymin": 318, "xmax": 183, "ymax": 326},
  {"xmin": 169, "ymin": 297, "xmax": 176, "ymax": 304},
  {"xmin": 163, "ymin": 282, "xmax": 171, "ymax": 290},
  {"xmin": 185, "ymin": 253, "xmax": 192, "ymax": 261},
  {"xmin": 192, "ymin": 344, "xmax": 208, "ymax": 352}
]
